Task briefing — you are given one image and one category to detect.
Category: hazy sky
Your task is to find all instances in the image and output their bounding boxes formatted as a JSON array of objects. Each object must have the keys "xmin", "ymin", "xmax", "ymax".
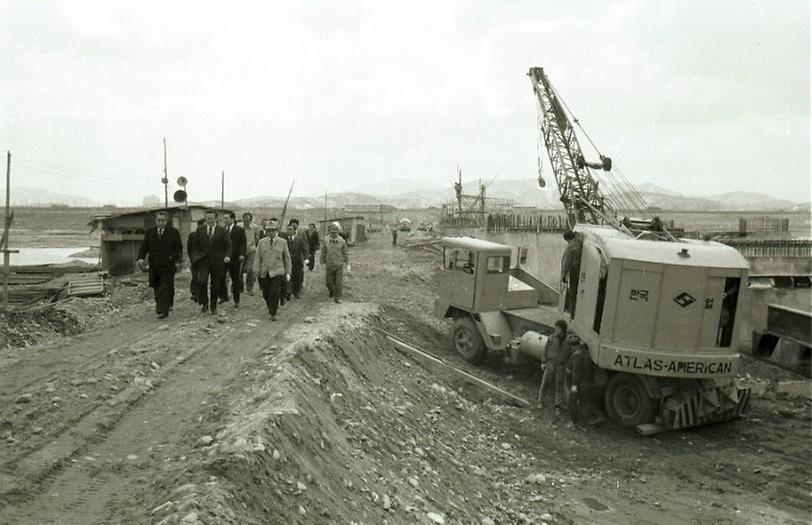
[{"xmin": 1, "ymin": 0, "xmax": 809, "ymax": 205}]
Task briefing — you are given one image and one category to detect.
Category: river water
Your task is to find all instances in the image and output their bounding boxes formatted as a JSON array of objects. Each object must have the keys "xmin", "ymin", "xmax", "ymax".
[{"xmin": 8, "ymin": 247, "xmax": 99, "ymax": 266}]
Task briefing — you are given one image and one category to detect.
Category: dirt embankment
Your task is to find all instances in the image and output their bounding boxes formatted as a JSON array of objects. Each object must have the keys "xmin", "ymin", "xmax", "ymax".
[
  {"xmin": 142, "ymin": 304, "xmax": 575, "ymax": 524},
  {"xmin": 0, "ymin": 232, "xmax": 809, "ymax": 524}
]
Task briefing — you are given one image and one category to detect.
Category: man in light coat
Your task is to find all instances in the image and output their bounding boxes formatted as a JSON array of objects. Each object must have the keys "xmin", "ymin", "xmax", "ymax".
[
  {"xmin": 253, "ymin": 219, "xmax": 291, "ymax": 320},
  {"xmin": 241, "ymin": 212, "xmax": 261, "ymax": 296}
]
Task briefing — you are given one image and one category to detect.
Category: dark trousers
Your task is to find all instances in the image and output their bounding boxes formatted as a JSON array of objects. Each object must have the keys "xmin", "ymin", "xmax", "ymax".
[
  {"xmin": 325, "ymin": 266, "xmax": 343, "ymax": 299},
  {"xmin": 307, "ymin": 251, "xmax": 316, "ymax": 271},
  {"xmin": 190, "ymin": 262, "xmax": 199, "ymax": 300},
  {"xmin": 197, "ymin": 262, "xmax": 223, "ymax": 312},
  {"xmin": 225, "ymin": 260, "xmax": 242, "ymax": 304},
  {"xmin": 259, "ymin": 274, "xmax": 284, "ymax": 315},
  {"xmin": 242, "ymin": 252, "xmax": 256, "ymax": 292},
  {"xmin": 280, "ymin": 278, "xmax": 289, "ymax": 304},
  {"xmin": 218, "ymin": 272, "xmax": 228, "ymax": 302},
  {"xmin": 150, "ymin": 269, "xmax": 175, "ymax": 315},
  {"xmin": 569, "ymin": 382, "xmax": 599, "ymax": 424},
  {"xmin": 565, "ymin": 267, "xmax": 580, "ymax": 316},
  {"xmin": 290, "ymin": 257, "xmax": 304, "ymax": 297}
]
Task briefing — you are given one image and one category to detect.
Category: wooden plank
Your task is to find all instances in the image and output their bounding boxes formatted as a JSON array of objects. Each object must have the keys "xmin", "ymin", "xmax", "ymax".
[
  {"xmin": 381, "ymin": 332, "xmax": 530, "ymax": 408},
  {"xmin": 635, "ymin": 423, "xmax": 667, "ymax": 436}
]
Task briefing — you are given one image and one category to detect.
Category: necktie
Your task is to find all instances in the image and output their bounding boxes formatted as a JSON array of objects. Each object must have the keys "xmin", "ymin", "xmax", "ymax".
[
  {"xmin": 158, "ymin": 229, "xmax": 163, "ymax": 237},
  {"xmin": 209, "ymin": 227, "xmax": 213, "ymax": 238}
]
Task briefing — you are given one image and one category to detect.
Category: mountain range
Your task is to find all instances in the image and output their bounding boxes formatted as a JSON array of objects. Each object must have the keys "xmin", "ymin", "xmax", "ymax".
[
  {"xmin": 8, "ymin": 180, "xmax": 809, "ymax": 212},
  {"xmin": 9, "ymin": 186, "xmax": 102, "ymax": 207},
  {"xmin": 216, "ymin": 179, "xmax": 808, "ymax": 212}
]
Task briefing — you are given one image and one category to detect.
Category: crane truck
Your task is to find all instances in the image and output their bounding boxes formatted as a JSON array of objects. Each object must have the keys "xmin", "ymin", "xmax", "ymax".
[{"xmin": 434, "ymin": 68, "xmax": 751, "ymax": 433}]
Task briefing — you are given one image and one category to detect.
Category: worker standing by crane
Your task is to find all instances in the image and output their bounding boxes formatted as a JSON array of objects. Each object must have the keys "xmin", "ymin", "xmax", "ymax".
[
  {"xmin": 537, "ymin": 319, "xmax": 570, "ymax": 411},
  {"xmin": 560, "ymin": 230, "xmax": 582, "ymax": 317}
]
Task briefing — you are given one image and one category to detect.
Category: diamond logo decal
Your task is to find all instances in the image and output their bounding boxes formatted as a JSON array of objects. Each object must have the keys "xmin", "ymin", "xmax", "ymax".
[{"xmin": 673, "ymin": 292, "xmax": 696, "ymax": 308}]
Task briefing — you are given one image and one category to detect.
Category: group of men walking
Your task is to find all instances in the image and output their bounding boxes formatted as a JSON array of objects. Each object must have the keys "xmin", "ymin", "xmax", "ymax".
[{"xmin": 137, "ymin": 210, "xmax": 349, "ymax": 321}]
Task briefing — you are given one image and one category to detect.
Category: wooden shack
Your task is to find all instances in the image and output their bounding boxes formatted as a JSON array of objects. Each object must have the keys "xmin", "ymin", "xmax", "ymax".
[{"xmin": 88, "ymin": 206, "xmax": 232, "ymax": 275}]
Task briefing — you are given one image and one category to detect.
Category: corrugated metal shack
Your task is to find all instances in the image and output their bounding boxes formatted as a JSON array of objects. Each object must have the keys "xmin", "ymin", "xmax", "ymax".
[{"xmin": 88, "ymin": 206, "xmax": 232, "ymax": 275}]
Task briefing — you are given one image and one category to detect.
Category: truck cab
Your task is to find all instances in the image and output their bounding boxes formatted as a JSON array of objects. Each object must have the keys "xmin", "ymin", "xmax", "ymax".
[{"xmin": 434, "ymin": 237, "xmax": 537, "ymax": 316}]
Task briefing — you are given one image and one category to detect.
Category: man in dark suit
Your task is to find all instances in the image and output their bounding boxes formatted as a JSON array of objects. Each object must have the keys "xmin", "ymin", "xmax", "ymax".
[
  {"xmin": 306, "ymin": 222, "xmax": 319, "ymax": 271},
  {"xmin": 187, "ymin": 218, "xmax": 206, "ymax": 303},
  {"xmin": 219, "ymin": 211, "xmax": 247, "ymax": 308},
  {"xmin": 137, "ymin": 211, "xmax": 183, "ymax": 319},
  {"xmin": 191, "ymin": 209, "xmax": 233, "ymax": 315},
  {"xmin": 287, "ymin": 219, "xmax": 309, "ymax": 299}
]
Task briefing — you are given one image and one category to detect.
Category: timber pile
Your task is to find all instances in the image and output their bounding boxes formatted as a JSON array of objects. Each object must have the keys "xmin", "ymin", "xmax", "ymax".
[
  {"xmin": 3, "ymin": 263, "xmax": 105, "ymax": 305},
  {"xmin": 66, "ymin": 274, "xmax": 105, "ymax": 297}
]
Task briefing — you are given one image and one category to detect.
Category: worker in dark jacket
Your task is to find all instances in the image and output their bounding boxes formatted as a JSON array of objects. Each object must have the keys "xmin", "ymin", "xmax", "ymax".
[
  {"xmin": 187, "ymin": 218, "xmax": 206, "ymax": 303},
  {"xmin": 287, "ymin": 219, "xmax": 309, "ymax": 298},
  {"xmin": 569, "ymin": 342, "xmax": 603, "ymax": 425},
  {"xmin": 137, "ymin": 210, "xmax": 183, "ymax": 319},
  {"xmin": 537, "ymin": 319, "xmax": 571, "ymax": 410},
  {"xmin": 321, "ymin": 223, "xmax": 349, "ymax": 303},
  {"xmin": 218, "ymin": 211, "xmax": 247, "ymax": 307},
  {"xmin": 561, "ymin": 230, "xmax": 582, "ymax": 318},
  {"xmin": 190, "ymin": 209, "xmax": 232, "ymax": 315},
  {"xmin": 306, "ymin": 223, "xmax": 319, "ymax": 271}
]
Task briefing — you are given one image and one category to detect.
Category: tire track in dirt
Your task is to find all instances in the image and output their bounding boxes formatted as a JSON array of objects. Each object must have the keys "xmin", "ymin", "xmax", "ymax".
[
  {"xmin": 0, "ymin": 288, "xmax": 320, "ymax": 525},
  {"xmin": 0, "ymin": 323, "xmax": 156, "ymax": 396}
]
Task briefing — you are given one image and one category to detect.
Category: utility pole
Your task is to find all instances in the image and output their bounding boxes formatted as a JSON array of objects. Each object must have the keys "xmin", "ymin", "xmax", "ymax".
[
  {"xmin": 162, "ymin": 138, "xmax": 169, "ymax": 208},
  {"xmin": 2, "ymin": 152, "xmax": 19, "ymax": 311},
  {"xmin": 221, "ymin": 171, "xmax": 224, "ymax": 208}
]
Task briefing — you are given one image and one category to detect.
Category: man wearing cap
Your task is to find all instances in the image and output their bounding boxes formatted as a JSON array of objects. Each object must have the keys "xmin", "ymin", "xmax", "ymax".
[
  {"xmin": 137, "ymin": 211, "xmax": 183, "ymax": 319},
  {"xmin": 253, "ymin": 219, "xmax": 291, "ymax": 320},
  {"xmin": 320, "ymin": 223, "xmax": 349, "ymax": 303}
]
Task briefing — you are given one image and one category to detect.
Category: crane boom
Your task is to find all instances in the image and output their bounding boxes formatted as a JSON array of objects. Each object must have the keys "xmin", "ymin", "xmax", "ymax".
[{"xmin": 528, "ymin": 67, "xmax": 613, "ymax": 226}]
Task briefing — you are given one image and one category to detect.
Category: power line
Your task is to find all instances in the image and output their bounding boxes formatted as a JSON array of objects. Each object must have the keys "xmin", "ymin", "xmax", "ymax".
[{"xmin": 13, "ymin": 158, "xmax": 155, "ymax": 187}]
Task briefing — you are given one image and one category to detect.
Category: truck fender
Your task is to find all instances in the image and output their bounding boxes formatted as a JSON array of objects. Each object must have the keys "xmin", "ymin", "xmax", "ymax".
[{"xmin": 472, "ymin": 311, "xmax": 513, "ymax": 351}]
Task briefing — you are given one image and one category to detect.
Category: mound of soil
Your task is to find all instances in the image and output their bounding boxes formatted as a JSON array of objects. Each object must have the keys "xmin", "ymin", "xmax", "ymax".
[{"xmin": 145, "ymin": 304, "xmax": 567, "ymax": 524}]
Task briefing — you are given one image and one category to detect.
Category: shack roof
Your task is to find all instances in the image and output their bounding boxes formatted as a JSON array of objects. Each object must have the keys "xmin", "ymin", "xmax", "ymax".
[
  {"xmin": 576, "ymin": 224, "xmax": 749, "ymax": 269},
  {"xmin": 88, "ymin": 205, "xmax": 232, "ymax": 226}
]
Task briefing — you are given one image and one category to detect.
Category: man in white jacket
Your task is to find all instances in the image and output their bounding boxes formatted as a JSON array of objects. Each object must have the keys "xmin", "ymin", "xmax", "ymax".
[{"xmin": 252, "ymin": 219, "xmax": 291, "ymax": 320}]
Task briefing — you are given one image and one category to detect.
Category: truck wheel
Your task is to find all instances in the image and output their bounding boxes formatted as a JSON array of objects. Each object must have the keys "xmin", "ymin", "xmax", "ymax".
[
  {"xmin": 604, "ymin": 373, "xmax": 657, "ymax": 427},
  {"xmin": 452, "ymin": 318, "xmax": 486, "ymax": 364}
]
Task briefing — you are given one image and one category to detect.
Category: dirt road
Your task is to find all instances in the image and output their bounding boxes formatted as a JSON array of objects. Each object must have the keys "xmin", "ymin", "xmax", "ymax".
[{"xmin": 0, "ymin": 232, "xmax": 810, "ymax": 524}]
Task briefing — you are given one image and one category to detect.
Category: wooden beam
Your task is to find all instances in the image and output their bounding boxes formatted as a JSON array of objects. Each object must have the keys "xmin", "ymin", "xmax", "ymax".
[{"xmin": 381, "ymin": 332, "xmax": 530, "ymax": 408}]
